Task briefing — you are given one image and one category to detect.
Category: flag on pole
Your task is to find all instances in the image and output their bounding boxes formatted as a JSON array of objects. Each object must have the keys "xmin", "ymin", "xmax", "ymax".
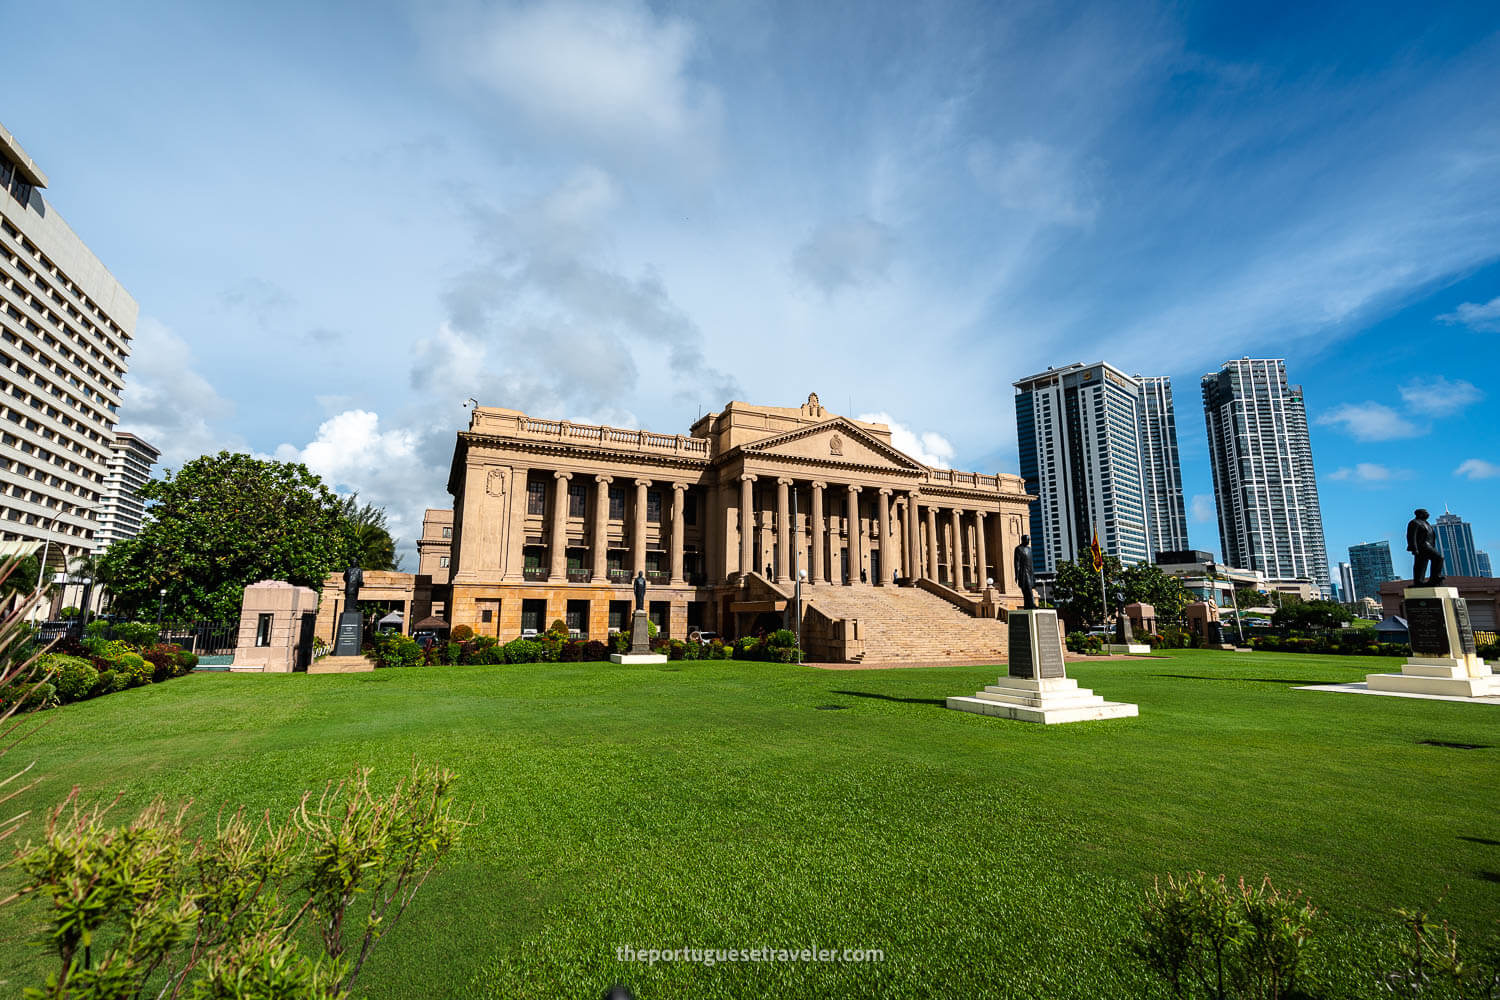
[{"xmin": 1090, "ymin": 531, "xmax": 1104, "ymax": 573}]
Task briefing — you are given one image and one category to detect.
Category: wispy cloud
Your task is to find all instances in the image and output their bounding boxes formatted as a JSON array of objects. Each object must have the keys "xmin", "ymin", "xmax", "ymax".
[
  {"xmin": 1327, "ymin": 463, "xmax": 1412, "ymax": 484},
  {"xmin": 1316, "ymin": 402, "xmax": 1422, "ymax": 442},
  {"xmin": 793, "ymin": 216, "xmax": 898, "ymax": 295},
  {"xmin": 1437, "ymin": 295, "xmax": 1500, "ymax": 333},
  {"xmin": 1398, "ymin": 376, "xmax": 1483, "ymax": 417},
  {"xmin": 1190, "ymin": 494, "xmax": 1216, "ymax": 524},
  {"xmin": 856, "ymin": 412, "xmax": 955, "ymax": 468},
  {"xmin": 116, "ymin": 318, "xmax": 242, "ymax": 467},
  {"xmin": 1455, "ymin": 458, "xmax": 1500, "ymax": 480}
]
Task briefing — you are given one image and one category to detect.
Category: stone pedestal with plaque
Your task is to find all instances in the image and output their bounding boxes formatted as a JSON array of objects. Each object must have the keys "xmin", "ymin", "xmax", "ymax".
[
  {"xmin": 610, "ymin": 609, "xmax": 667, "ymax": 664},
  {"xmin": 332, "ymin": 610, "xmax": 364, "ymax": 657},
  {"xmin": 1366, "ymin": 587, "xmax": 1493, "ymax": 697},
  {"xmin": 948, "ymin": 609, "xmax": 1139, "ymax": 724}
]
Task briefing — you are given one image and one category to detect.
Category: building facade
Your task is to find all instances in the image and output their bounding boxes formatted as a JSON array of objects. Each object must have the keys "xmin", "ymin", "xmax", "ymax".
[
  {"xmin": 1479, "ymin": 551, "xmax": 1493, "ymax": 579},
  {"xmin": 1337, "ymin": 561, "xmax": 1355, "ymax": 604},
  {"xmin": 1154, "ymin": 549, "xmax": 1265, "ymax": 609},
  {"xmin": 1347, "ymin": 540, "xmax": 1395, "ymax": 604},
  {"xmin": 0, "ymin": 122, "xmax": 136, "ymax": 571},
  {"xmin": 1433, "ymin": 511, "xmax": 1481, "ymax": 578},
  {"xmin": 93, "ymin": 432, "xmax": 159, "ymax": 552},
  {"xmin": 1201, "ymin": 358, "xmax": 1329, "ymax": 592},
  {"xmin": 1013, "ymin": 361, "xmax": 1169, "ymax": 574},
  {"xmin": 443, "ymin": 395, "xmax": 1033, "ymax": 649}
]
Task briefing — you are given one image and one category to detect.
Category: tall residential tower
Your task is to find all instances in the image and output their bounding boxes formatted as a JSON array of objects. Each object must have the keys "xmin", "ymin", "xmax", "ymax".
[
  {"xmin": 1013, "ymin": 361, "xmax": 1188, "ymax": 575},
  {"xmin": 1201, "ymin": 358, "xmax": 1329, "ymax": 592},
  {"xmin": 1348, "ymin": 540, "xmax": 1396, "ymax": 603},
  {"xmin": 0, "ymin": 122, "xmax": 136, "ymax": 570},
  {"xmin": 1433, "ymin": 510, "xmax": 1481, "ymax": 578},
  {"xmin": 93, "ymin": 432, "xmax": 159, "ymax": 553}
]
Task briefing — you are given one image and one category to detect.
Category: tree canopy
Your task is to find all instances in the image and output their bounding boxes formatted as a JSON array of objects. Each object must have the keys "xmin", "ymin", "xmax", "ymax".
[
  {"xmin": 1271, "ymin": 597, "xmax": 1354, "ymax": 632},
  {"xmin": 1052, "ymin": 556, "xmax": 1192, "ymax": 628},
  {"xmin": 339, "ymin": 495, "xmax": 403, "ymax": 572},
  {"xmin": 97, "ymin": 452, "xmax": 362, "ymax": 621}
]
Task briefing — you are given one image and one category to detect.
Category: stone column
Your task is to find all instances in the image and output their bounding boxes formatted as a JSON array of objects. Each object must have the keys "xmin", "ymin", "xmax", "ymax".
[
  {"xmin": 950, "ymin": 508, "xmax": 964, "ymax": 588},
  {"xmin": 876, "ymin": 489, "xmax": 892, "ymax": 585},
  {"xmin": 592, "ymin": 475, "xmax": 611, "ymax": 582},
  {"xmin": 549, "ymin": 471, "xmax": 572, "ymax": 580},
  {"xmin": 926, "ymin": 505, "xmax": 939, "ymax": 579},
  {"xmin": 775, "ymin": 477, "xmax": 791, "ymax": 583},
  {"xmin": 670, "ymin": 482, "xmax": 687, "ymax": 584},
  {"xmin": 739, "ymin": 474, "xmax": 756, "ymax": 578},
  {"xmin": 975, "ymin": 510, "xmax": 989, "ymax": 589},
  {"xmin": 845, "ymin": 485, "xmax": 862, "ymax": 585},
  {"xmin": 810, "ymin": 481, "xmax": 825, "ymax": 584},
  {"xmin": 633, "ymin": 478, "xmax": 651, "ymax": 576},
  {"xmin": 906, "ymin": 491, "xmax": 920, "ymax": 581}
]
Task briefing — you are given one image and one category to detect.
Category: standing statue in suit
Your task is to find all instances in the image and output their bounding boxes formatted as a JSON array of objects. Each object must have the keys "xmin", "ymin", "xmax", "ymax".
[
  {"xmin": 633, "ymin": 570, "xmax": 647, "ymax": 612},
  {"xmin": 1407, "ymin": 509, "xmax": 1444, "ymax": 586},
  {"xmin": 343, "ymin": 560, "xmax": 364, "ymax": 607},
  {"xmin": 1014, "ymin": 536, "xmax": 1037, "ymax": 610}
]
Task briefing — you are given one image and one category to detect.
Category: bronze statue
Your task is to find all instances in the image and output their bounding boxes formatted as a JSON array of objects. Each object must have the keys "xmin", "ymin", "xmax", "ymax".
[
  {"xmin": 1407, "ymin": 508, "xmax": 1444, "ymax": 586},
  {"xmin": 1014, "ymin": 535, "xmax": 1036, "ymax": 610},
  {"xmin": 343, "ymin": 560, "xmax": 363, "ymax": 607},
  {"xmin": 633, "ymin": 570, "xmax": 647, "ymax": 612}
]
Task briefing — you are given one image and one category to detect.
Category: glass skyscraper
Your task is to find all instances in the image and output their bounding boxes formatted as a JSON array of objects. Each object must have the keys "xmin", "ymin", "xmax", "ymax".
[
  {"xmin": 1434, "ymin": 511, "xmax": 1481, "ymax": 578},
  {"xmin": 1348, "ymin": 540, "xmax": 1396, "ymax": 603},
  {"xmin": 1201, "ymin": 359, "xmax": 1330, "ymax": 591}
]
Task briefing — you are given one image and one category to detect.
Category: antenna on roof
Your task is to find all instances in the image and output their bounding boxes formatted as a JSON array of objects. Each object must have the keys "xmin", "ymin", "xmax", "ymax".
[{"xmin": 463, "ymin": 398, "xmax": 477, "ymax": 409}]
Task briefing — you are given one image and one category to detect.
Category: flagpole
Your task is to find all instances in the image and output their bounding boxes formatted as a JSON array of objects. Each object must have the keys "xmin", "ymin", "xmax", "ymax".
[{"xmin": 1099, "ymin": 559, "xmax": 1107, "ymax": 627}]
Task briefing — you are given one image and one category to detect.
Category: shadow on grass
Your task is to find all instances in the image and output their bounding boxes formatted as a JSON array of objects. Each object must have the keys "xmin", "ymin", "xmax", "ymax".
[
  {"xmin": 1479, "ymin": 871, "xmax": 1500, "ymax": 884},
  {"xmin": 1156, "ymin": 673, "xmax": 1332, "ymax": 686},
  {"xmin": 831, "ymin": 690, "xmax": 948, "ymax": 708},
  {"xmin": 1460, "ymin": 836, "xmax": 1500, "ymax": 847}
]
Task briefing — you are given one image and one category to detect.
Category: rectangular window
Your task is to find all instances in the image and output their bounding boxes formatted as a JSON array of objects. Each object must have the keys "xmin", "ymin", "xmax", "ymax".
[
  {"xmin": 647, "ymin": 490, "xmax": 662, "ymax": 523},
  {"xmin": 441, "ymin": 526, "xmax": 451, "ymax": 538},
  {"xmin": 568, "ymin": 482, "xmax": 586, "ymax": 518},
  {"xmin": 683, "ymin": 490, "xmax": 697, "ymax": 525},
  {"xmin": 527, "ymin": 480, "xmax": 546, "ymax": 515},
  {"xmin": 566, "ymin": 599, "xmax": 588, "ymax": 635},
  {"xmin": 438, "ymin": 556, "xmax": 450, "ymax": 568},
  {"xmin": 521, "ymin": 599, "xmax": 546, "ymax": 635},
  {"xmin": 609, "ymin": 600, "xmax": 630, "ymax": 631},
  {"xmin": 609, "ymin": 486, "xmax": 625, "ymax": 520},
  {"xmin": 254, "ymin": 613, "xmax": 273, "ymax": 647},
  {"xmin": 480, "ymin": 609, "xmax": 493, "ymax": 624},
  {"xmin": 523, "ymin": 549, "xmax": 543, "ymax": 572}
]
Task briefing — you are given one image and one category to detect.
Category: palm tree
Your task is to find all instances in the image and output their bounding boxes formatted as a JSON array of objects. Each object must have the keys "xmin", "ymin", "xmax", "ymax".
[
  {"xmin": 337, "ymin": 496, "xmax": 403, "ymax": 572},
  {"xmin": 66, "ymin": 552, "xmax": 103, "ymax": 624}
]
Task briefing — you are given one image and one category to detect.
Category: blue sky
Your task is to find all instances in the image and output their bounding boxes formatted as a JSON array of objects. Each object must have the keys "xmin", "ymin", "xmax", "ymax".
[{"xmin": 5, "ymin": 0, "xmax": 1499, "ymax": 571}]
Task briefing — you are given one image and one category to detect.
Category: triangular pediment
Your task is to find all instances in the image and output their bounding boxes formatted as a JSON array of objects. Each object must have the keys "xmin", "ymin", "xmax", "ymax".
[{"xmin": 741, "ymin": 418, "xmax": 926, "ymax": 472}]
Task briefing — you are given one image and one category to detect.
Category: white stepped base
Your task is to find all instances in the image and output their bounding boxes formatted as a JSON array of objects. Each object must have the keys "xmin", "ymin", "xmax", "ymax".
[
  {"xmin": 1106, "ymin": 643, "xmax": 1151, "ymax": 655},
  {"xmin": 948, "ymin": 675, "xmax": 1138, "ymax": 724},
  {"xmin": 610, "ymin": 653, "xmax": 669, "ymax": 664},
  {"xmin": 1366, "ymin": 672, "xmax": 1495, "ymax": 698}
]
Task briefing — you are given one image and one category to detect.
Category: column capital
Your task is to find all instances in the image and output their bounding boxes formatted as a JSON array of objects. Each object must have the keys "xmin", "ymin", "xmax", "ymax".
[
  {"xmin": 594, "ymin": 474, "xmax": 613, "ymax": 485},
  {"xmin": 671, "ymin": 481, "xmax": 689, "ymax": 492},
  {"xmin": 810, "ymin": 480, "xmax": 827, "ymax": 490},
  {"xmin": 634, "ymin": 478, "xmax": 653, "ymax": 488},
  {"xmin": 553, "ymin": 470, "xmax": 573, "ymax": 481},
  {"xmin": 777, "ymin": 476, "xmax": 794, "ymax": 487},
  {"xmin": 740, "ymin": 472, "xmax": 758, "ymax": 483},
  {"xmin": 878, "ymin": 487, "xmax": 893, "ymax": 496},
  {"xmin": 846, "ymin": 484, "xmax": 862, "ymax": 494},
  {"xmin": 974, "ymin": 509, "xmax": 987, "ymax": 521}
]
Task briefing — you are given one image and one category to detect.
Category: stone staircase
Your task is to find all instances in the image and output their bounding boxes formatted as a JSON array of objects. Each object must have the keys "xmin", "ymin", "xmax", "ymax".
[{"xmin": 802, "ymin": 585, "xmax": 1008, "ymax": 662}]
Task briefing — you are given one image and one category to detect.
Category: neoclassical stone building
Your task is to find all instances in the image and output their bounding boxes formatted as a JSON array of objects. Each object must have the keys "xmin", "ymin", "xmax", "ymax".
[{"xmin": 441, "ymin": 394, "xmax": 1034, "ymax": 660}]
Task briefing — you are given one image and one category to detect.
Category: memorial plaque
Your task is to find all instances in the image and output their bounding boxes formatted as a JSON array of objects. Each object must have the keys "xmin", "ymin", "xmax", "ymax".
[
  {"xmin": 1405, "ymin": 598, "xmax": 1449, "ymax": 657},
  {"xmin": 1008, "ymin": 611, "xmax": 1065, "ymax": 679},
  {"xmin": 333, "ymin": 610, "xmax": 364, "ymax": 657},
  {"xmin": 1453, "ymin": 600, "xmax": 1478, "ymax": 656}
]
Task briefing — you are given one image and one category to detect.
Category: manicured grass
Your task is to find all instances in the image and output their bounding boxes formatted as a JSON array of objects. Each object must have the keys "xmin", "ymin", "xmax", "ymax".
[{"xmin": 0, "ymin": 650, "xmax": 1496, "ymax": 998}]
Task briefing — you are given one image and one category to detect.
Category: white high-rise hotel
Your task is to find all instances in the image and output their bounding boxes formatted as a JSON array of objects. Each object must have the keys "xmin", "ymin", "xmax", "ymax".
[
  {"xmin": 1013, "ymin": 361, "xmax": 1190, "ymax": 574},
  {"xmin": 0, "ymin": 121, "xmax": 137, "ymax": 567},
  {"xmin": 1201, "ymin": 358, "xmax": 1329, "ymax": 591}
]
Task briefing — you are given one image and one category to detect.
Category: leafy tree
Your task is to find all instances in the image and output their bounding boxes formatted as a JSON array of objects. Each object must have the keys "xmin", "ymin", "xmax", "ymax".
[
  {"xmin": 1271, "ymin": 598, "xmax": 1353, "ymax": 633},
  {"xmin": 338, "ymin": 495, "xmax": 403, "ymax": 572},
  {"xmin": 1053, "ymin": 555, "xmax": 1126, "ymax": 628},
  {"xmin": 1119, "ymin": 562, "xmax": 1192, "ymax": 624},
  {"xmin": 96, "ymin": 452, "xmax": 358, "ymax": 621}
]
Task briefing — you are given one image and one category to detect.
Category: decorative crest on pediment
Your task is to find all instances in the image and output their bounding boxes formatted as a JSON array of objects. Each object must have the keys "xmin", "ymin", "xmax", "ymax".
[{"xmin": 742, "ymin": 417, "xmax": 925, "ymax": 473}]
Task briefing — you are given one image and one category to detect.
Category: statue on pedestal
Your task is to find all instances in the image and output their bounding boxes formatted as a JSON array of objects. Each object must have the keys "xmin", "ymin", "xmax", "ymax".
[
  {"xmin": 1407, "ymin": 508, "xmax": 1445, "ymax": 586},
  {"xmin": 1014, "ymin": 536, "xmax": 1036, "ymax": 610},
  {"xmin": 343, "ymin": 560, "xmax": 363, "ymax": 608}
]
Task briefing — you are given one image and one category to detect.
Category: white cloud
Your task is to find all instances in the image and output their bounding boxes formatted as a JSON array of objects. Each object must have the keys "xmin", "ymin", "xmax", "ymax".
[
  {"xmin": 1315, "ymin": 402, "xmax": 1422, "ymax": 441},
  {"xmin": 1454, "ymin": 458, "xmax": 1500, "ymax": 480},
  {"xmin": 967, "ymin": 139, "xmax": 1097, "ymax": 227},
  {"xmin": 115, "ymin": 317, "xmax": 242, "ymax": 467},
  {"xmin": 1327, "ymin": 463, "xmax": 1411, "ymax": 484},
  {"xmin": 856, "ymin": 412, "xmax": 955, "ymax": 468},
  {"xmin": 1437, "ymin": 295, "xmax": 1500, "ymax": 333},
  {"xmin": 792, "ymin": 216, "xmax": 898, "ymax": 295},
  {"xmin": 436, "ymin": 0, "xmax": 720, "ymax": 171},
  {"xmin": 1398, "ymin": 376, "xmax": 1482, "ymax": 416},
  {"xmin": 1190, "ymin": 494, "xmax": 1216, "ymax": 523}
]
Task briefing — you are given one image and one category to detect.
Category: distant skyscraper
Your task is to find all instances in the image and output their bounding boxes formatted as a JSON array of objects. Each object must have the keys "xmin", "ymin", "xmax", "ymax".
[
  {"xmin": 1136, "ymin": 375, "xmax": 1190, "ymax": 556},
  {"xmin": 1348, "ymin": 540, "xmax": 1396, "ymax": 602},
  {"xmin": 1201, "ymin": 359, "xmax": 1329, "ymax": 591},
  {"xmin": 1, "ymin": 121, "xmax": 136, "ymax": 570},
  {"xmin": 1014, "ymin": 361, "xmax": 1186, "ymax": 573},
  {"xmin": 1433, "ymin": 511, "xmax": 1481, "ymax": 577},
  {"xmin": 1479, "ymin": 551, "xmax": 1493, "ymax": 578},
  {"xmin": 1338, "ymin": 561, "xmax": 1356, "ymax": 605},
  {"xmin": 93, "ymin": 432, "xmax": 159, "ymax": 553}
]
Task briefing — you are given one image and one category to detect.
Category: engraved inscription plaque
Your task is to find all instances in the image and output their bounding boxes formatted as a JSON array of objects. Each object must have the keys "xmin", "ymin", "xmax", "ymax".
[
  {"xmin": 1453, "ymin": 600, "xmax": 1478, "ymax": 656},
  {"xmin": 1008, "ymin": 611, "xmax": 1066, "ymax": 679},
  {"xmin": 1406, "ymin": 598, "xmax": 1449, "ymax": 657}
]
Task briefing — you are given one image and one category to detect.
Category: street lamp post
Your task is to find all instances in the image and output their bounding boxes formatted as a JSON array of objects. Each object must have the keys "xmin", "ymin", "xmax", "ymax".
[{"xmin": 156, "ymin": 587, "xmax": 167, "ymax": 637}]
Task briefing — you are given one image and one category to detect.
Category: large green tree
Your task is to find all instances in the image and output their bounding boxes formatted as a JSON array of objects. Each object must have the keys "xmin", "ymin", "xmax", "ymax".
[
  {"xmin": 338, "ymin": 495, "xmax": 403, "ymax": 572},
  {"xmin": 1052, "ymin": 556, "xmax": 1192, "ymax": 628},
  {"xmin": 97, "ymin": 452, "xmax": 359, "ymax": 621},
  {"xmin": 1119, "ymin": 561, "xmax": 1191, "ymax": 624}
]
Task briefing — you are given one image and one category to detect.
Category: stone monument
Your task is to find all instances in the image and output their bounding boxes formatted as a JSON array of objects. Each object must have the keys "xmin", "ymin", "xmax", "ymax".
[
  {"xmin": 948, "ymin": 541, "xmax": 1139, "ymax": 724},
  {"xmin": 610, "ymin": 570, "xmax": 668, "ymax": 664},
  {"xmin": 1106, "ymin": 608, "xmax": 1150, "ymax": 655},
  {"xmin": 332, "ymin": 561, "xmax": 364, "ymax": 657},
  {"xmin": 1367, "ymin": 508, "xmax": 1492, "ymax": 697}
]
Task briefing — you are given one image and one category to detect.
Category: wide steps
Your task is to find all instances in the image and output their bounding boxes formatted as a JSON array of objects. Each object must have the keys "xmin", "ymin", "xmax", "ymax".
[{"xmin": 804, "ymin": 585, "xmax": 1009, "ymax": 661}]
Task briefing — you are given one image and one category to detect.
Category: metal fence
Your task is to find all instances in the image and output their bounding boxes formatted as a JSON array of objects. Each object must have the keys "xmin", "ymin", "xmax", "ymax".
[{"xmin": 36, "ymin": 620, "xmax": 238, "ymax": 655}]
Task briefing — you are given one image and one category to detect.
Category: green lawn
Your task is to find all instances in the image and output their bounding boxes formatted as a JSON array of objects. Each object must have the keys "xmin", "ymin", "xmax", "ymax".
[{"xmin": 1, "ymin": 650, "xmax": 1496, "ymax": 998}]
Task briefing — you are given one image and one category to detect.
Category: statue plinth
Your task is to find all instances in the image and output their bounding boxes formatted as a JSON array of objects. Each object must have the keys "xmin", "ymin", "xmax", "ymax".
[
  {"xmin": 610, "ymin": 609, "xmax": 667, "ymax": 664},
  {"xmin": 1366, "ymin": 587, "xmax": 1493, "ymax": 697},
  {"xmin": 947, "ymin": 609, "xmax": 1138, "ymax": 724},
  {"xmin": 332, "ymin": 610, "xmax": 363, "ymax": 657}
]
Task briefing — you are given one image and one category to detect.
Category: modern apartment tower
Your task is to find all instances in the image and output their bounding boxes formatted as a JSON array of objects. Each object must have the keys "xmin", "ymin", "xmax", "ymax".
[
  {"xmin": 1338, "ymin": 561, "xmax": 1356, "ymax": 605},
  {"xmin": 1347, "ymin": 540, "xmax": 1396, "ymax": 603},
  {"xmin": 1014, "ymin": 361, "xmax": 1187, "ymax": 574},
  {"xmin": 0, "ymin": 122, "xmax": 136, "ymax": 569},
  {"xmin": 92, "ymin": 432, "xmax": 159, "ymax": 553},
  {"xmin": 1433, "ymin": 511, "xmax": 1481, "ymax": 578},
  {"xmin": 1201, "ymin": 358, "xmax": 1330, "ymax": 592}
]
